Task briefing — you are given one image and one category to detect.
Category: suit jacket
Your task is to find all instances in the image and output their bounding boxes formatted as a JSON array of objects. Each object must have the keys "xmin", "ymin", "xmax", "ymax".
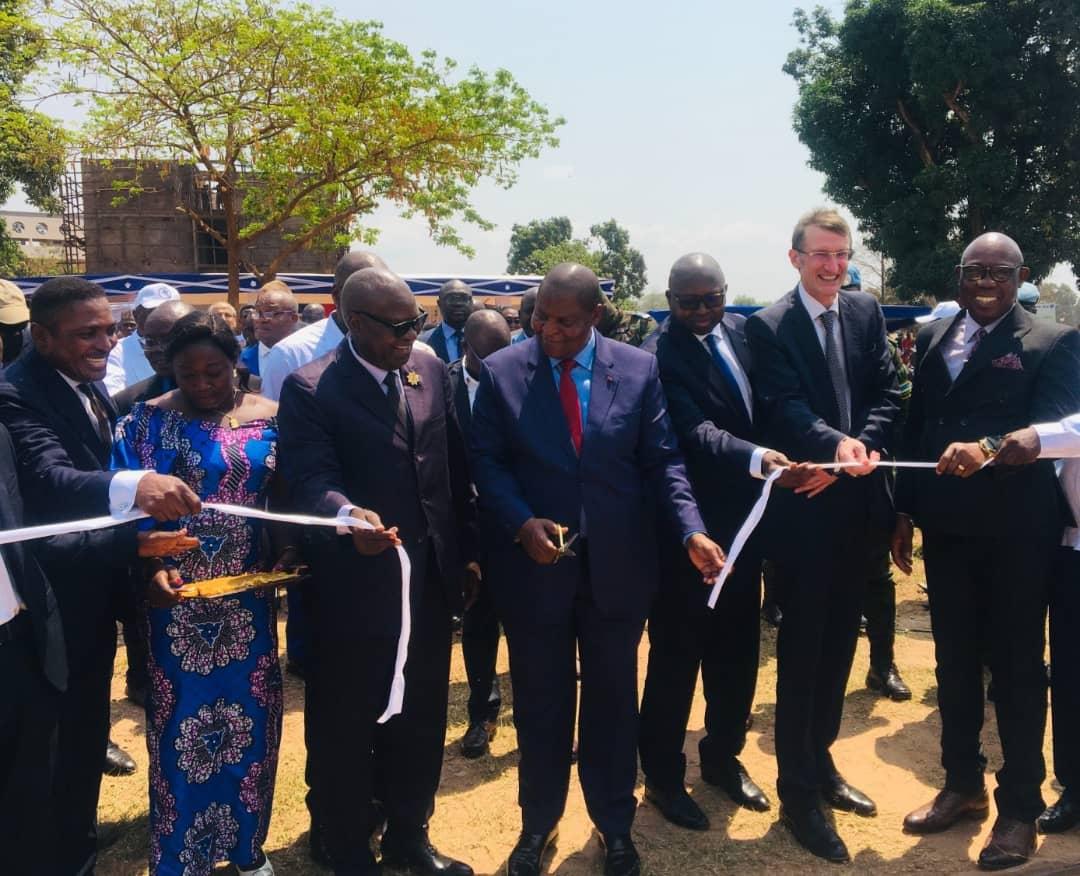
[
  {"xmin": 896, "ymin": 305, "xmax": 1080, "ymax": 536},
  {"xmin": 112, "ymin": 373, "xmax": 173, "ymax": 418},
  {"xmin": 447, "ymin": 359, "xmax": 473, "ymax": 440},
  {"xmin": 277, "ymin": 340, "xmax": 475, "ymax": 631},
  {"xmin": 0, "ymin": 423, "xmax": 66, "ymax": 691},
  {"xmin": 654, "ymin": 314, "xmax": 762, "ymax": 545},
  {"xmin": 420, "ymin": 325, "xmax": 455, "ymax": 364},
  {"xmin": 469, "ymin": 333, "xmax": 705, "ymax": 624},
  {"xmin": 240, "ymin": 343, "xmax": 260, "ymax": 376},
  {"xmin": 0, "ymin": 350, "xmax": 137, "ymax": 659},
  {"xmin": 746, "ymin": 288, "xmax": 899, "ymax": 532}
]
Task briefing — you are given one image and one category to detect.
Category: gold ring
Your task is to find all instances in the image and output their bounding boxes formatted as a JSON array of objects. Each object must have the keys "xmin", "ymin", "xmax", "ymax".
[{"xmin": 957, "ymin": 464, "xmax": 966, "ymax": 472}]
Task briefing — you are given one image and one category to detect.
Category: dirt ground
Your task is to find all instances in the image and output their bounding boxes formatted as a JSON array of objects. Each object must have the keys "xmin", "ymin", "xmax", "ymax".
[{"xmin": 98, "ymin": 554, "xmax": 1080, "ymax": 875}]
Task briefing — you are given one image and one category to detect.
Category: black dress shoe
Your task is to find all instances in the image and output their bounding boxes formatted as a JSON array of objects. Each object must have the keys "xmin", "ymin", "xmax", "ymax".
[
  {"xmin": 460, "ymin": 721, "xmax": 495, "ymax": 759},
  {"xmin": 1038, "ymin": 789, "xmax": 1080, "ymax": 834},
  {"xmin": 104, "ymin": 740, "xmax": 137, "ymax": 776},
  {"xmin": 701, "ymin": 758, "xmax": 771, "ymax": 811},
  {"xmin": 600, "ymin": 834, "xmax": 640, "ymax": 876},
  {"xmin": 644, "ymin": 784, "xmax": 709, "ymax": 831},
  {"xmin": 823, "ymin": 777, "xmax": 877, "ymax": 817},
  {"xmin": 380, "ymin": 831, "xmax": 472, "ymax": 876},
  {"xmin": 507, "ymin": 828, "xmax": 558, "ymax": 876},
  {"xmin": 781, "ymin": 805, "xmax": 850, "ymax": 863},
  {"xmin": 866, "ymin": 664, "xmax": 912, "ymax": 701},
  {"xmin": 96, "ymin": 822, "xmax": 124, "ymax": 850}
]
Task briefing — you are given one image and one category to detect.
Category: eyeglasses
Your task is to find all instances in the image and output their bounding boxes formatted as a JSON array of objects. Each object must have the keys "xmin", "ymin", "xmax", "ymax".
[
  {"xmin": 254, "ymin": 309, "xmax": 296, "ymax": 320},
  {"xmin": 673, "ymin": 292, "xmax": 726, "ymax": 311},
  {"xmin": 354, "ymin": 310, "xmax": 428, "ymax": 338},
  {"xmin": 957, "ymin": 263, "xmax": 1021, "ymax": 283},
  {"xmin": 795, "ymin": 249, "xmax": 854, "ymax": 262}
]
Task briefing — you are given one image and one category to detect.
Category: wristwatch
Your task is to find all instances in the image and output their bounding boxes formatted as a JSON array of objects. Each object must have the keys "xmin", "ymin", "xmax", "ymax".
[{"xmin": 977, "ymin": 435, "xmax": 1003, "ymax": 459}]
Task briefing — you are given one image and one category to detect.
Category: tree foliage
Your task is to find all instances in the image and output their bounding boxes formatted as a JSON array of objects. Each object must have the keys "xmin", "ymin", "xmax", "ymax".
[
  {"xmin": 785, "ymin": 0, "xmax": 1080, "ymax": 300},
  {"xmin": 1038, "ymin": 281, "xmax": 1079, "ymax": 326},
  {"xmin": 505, "ymin": 215, "xmax": 647, "ymax": 300},
  {"xmin": 50, "ymin": 0, "xmax": 562, "ymax": 302}
]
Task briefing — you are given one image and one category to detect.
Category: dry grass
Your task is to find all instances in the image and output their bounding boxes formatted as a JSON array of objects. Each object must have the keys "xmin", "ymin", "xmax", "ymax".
[{"xmin": 98, "ymin": 549, "xmax": 1080, "ymax": 875}]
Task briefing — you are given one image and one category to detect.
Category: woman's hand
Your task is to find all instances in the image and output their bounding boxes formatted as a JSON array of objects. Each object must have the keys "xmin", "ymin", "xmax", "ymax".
[
  {"xmin": 272, "ymin": 546, "xmax": 303, "ymax": 572},
  {"xmin": 138, "ymin": 529, "xmax": 200, "ymax": 558},
  {"xmin": 148, "ymin": 566, "xmax": 184, "ymax": 608}
]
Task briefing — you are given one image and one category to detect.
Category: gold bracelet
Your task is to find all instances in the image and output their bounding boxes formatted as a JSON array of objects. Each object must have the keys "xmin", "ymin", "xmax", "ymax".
[{"xmin": 977, "ymin": 437, "xmax": 998, "ymax": 459}]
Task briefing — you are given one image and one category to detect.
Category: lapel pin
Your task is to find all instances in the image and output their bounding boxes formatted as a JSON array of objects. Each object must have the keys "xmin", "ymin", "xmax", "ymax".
[{"xmin": 405, "ymin": 370, "xmax": 422, "ymax": 388}]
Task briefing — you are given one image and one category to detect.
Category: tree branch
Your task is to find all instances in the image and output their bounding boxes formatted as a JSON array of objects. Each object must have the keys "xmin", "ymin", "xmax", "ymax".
[{"xmin": 896, "ymin": 98, "xmax": 936, "ymax": 168}]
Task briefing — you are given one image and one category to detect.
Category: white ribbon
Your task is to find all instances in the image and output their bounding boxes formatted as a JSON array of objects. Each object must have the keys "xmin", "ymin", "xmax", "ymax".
[{"xmin": 0, "ymin": 501, "xmax": 411, "ymax": 724}]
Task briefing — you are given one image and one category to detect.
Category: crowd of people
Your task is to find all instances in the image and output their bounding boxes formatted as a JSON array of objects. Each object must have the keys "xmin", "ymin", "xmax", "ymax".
[{"xmin": 0, "ymin": 206, "xmax": 1078, "ymax": 876}]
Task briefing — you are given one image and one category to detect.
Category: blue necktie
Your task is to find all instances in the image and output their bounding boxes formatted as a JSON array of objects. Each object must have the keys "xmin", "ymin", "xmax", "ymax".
[{"xmin": 705, "ymin": 334, "xmax": 750, "ymax": 420}]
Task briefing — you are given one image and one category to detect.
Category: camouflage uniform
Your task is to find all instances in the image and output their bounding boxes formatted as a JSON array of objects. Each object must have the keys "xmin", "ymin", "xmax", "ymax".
[{"xmin": 597, "ymin": 297, "xmax": 658, "ymax": 347}]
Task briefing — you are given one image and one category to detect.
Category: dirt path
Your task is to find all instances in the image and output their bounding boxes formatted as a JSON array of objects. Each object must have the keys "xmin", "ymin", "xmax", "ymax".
[{"xmin": 98, "ymin": 567, "xmax": 1080, "ymax": 874}]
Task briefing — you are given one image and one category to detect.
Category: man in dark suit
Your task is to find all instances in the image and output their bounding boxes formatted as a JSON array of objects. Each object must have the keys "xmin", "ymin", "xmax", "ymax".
[
  {"xmin": 892, "ymin": 232, "xmax": 1080, "ymax": 870},
  {"xmin": 746, "ymin": 209, "xmax": 899, "ymax": 863},
  {"xmin": 278, "ymin": 267, "xmax": 477, "ymax": 876},
  {"xmin": 421, "ymin": 279, "xmax": 473, "ymax": 363},
  {"xmin": 469, "ymin": 263, "xmax": 725, "ymax": 876},
  {"xmin": 449, "ymin": 309, "xmax": 511, "ymax": 759},
  {"xmin": 639, "ymin": 253, "xmax": 819, "ymax": 832},
  {"xmin": 0, "ymin": 276, "xmax": 201, "ymax": 876}
]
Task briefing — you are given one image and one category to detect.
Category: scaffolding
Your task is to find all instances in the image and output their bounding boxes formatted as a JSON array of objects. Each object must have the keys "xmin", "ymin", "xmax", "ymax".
[{"xmin": 57, "ymin": 158, "xmax": 85, "ymax": 275}]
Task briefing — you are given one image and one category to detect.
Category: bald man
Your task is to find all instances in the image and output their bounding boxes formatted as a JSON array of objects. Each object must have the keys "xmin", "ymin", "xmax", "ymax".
[
  {"xmin": 421, "ymin": 279, "xmax": 474, "ymax": 362},
  {"xmin": 892, "ymin": 233, "xmax": 1080, "ymax": 869},
  {"xmin": 511, "ymin": 287, "xmax": 538, "ymax": 344},
  {"xmin": 241, "ymin": 280, "xmax": 299, "ymax": 377},
  {"xmin": 279, "ymin": 268, "xmax": 477, "ymax": 876},
  {"xmin": 470, "ymin": 263, "xmax": 724, "ymax": 876},
  {"xmin": 449, "ymin": 310, "xmax": 511, "ymax": 759},
  {"xmin": 111, "ymin": 299, "xmax": 195, "ymax": 416}
]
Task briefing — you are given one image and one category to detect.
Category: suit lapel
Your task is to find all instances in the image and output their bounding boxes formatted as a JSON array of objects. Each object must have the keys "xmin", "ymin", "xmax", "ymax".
[
  {"xmin": 722, "ymin": 314, "xmax": 753, "ymax": 377},
  {"xmin": 949, "ymin": 306, "xmax": 1029, "ymax": 396},
  {"xmin": 788, "ymin": 291, "xmax": 838, "ymax": 423},
  {"xmin": 400, "ymin": 356, "xmax": 429, "ymax": 442},
  {"xmin": 28, "ymin": 351, "xmax": 110, "ymax": 465},
  {"xmin": 838, "ymin": 293, "xmax": 863, "ymax": 393},
  {"xmin": 584, "ymin": 334, "xmax": 618, "ymax": 449},
  {"xmin": 336, "ymin": 342, "xmax": 403, "ymax": 439},
  {"xmin": 674, "ymin": 319, "xmax": 750, "ymax": 428}
]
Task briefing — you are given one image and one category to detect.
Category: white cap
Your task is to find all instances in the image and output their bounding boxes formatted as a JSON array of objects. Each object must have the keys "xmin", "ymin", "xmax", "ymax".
[
  {"xmin": 133, "ymin": 282, "xmax": 180, "ymax": 310},
  {"xmin": 915, "ymin": 300, "xmax": 961, "ymax": 323},
  {"xmin": 1018, "ymin": 282, "xmax": 1040, "ymax": 305}
]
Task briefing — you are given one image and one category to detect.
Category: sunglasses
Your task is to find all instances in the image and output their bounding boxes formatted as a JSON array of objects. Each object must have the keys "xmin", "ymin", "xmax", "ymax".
[
  {"xmin": 354, "ymin": 310, "xmax": 428, "ymax": 338},
  {"xmin": 673, "ymin": 292, "xmax": 726, "ymax": 311},
  {"xmin": 957, "ymin": 264, "xmax": 1021, "ymax": 283}
]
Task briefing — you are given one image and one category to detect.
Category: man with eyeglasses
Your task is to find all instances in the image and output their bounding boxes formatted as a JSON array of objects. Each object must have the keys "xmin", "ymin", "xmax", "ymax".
[
  {"xmin": 639, "ymin": 253, "xmax": 821, "ymax": 834},
  {"xmin": 421, "ymin": 279, "xmax": 474, "ymax": 363},
  {"xmin": 891, "ymin": 232, "xmax": 1080, "ymax": 870},
  {"xmin": 103, "ymin": 282, "xmax": 182, "ymax": 395},
  {"xmin": 240, "ymin": 280, "xmax": 300, "ymax": 377},
  {"xmin": 278, "ymin": 267, "xmax": 477, "ymax": 876},
  {"xmin": 745, "ymin": 208, "xmax": 900, "ymax": 863}
]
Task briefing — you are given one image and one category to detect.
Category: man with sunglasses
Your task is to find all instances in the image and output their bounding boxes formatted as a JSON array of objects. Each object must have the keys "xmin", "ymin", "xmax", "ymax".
[
  {"xmin": 278, "ymin": 267, "xmax": 476, "ymax": 876},
  {"xmin": 891, "ymin": 232, "xmax": 1080, "ymax": 870},
  {"xmin": 240, "ymin": 280, "xmax": 299, "ymax": 377},
  {"xmin": 745, "ymin": 208, "xmax": 900, "ymax": 863}
]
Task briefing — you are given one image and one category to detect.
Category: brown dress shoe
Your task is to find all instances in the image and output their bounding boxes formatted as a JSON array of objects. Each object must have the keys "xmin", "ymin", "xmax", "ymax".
[
  {"xmin": 977, "ymin": 816, "xmax": 1036, "ymax": 870},
  {"xmin": 903, "ymin": 788, "xmax": 990, "ymax": 834}
]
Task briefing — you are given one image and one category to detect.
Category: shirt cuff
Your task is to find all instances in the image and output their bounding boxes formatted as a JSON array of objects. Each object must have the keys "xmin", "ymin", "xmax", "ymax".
[
  {"xmin": 335, "ymin": 504, "xmax": 357, "ymax": 534},
  {"xmin": 109, "ymin": 470, "xmax": 151, "ymax": 515},
  {"xmin": 682, "ymin": 530, "xmax": 704, "ymax": 546},
  {"xmin": 749, "ymin": 446, "xmax": 770, "ymax": 480},
  {"xmin": 1034, "ymin": 422, "xmax": 1078, "ymax": 458}
]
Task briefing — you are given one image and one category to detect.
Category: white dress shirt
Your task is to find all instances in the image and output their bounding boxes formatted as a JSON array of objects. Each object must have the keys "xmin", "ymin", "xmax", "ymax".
[
  {"xmin": 257, "ymin": 342, "xmax": 272, "ymax": 375},
  {"xmin": 260, "ymin": 317, "xmax": 344, "ymax": 401},
  {"xmin": 942, "ymin": 307, "xmax": 1011, "ymax": 382},
  {"xmin": 1035, "ymin": 414, "xmax": 1080, "ymax": 550},
  {"xmin": 694, "ymin": 323, "xmax": 769, "ymax": 479},
  {"xmin": 798, "ymin": 284, "xmax": 852, "ymax": 424},
  {"xmin": 104, "ymin": 332, "xmax": 154, "ymax": 396}
]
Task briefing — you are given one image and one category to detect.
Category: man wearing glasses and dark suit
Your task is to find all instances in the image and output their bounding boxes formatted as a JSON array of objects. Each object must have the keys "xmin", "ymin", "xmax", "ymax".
[{"xmin": 892, "ymin": 232, "xmax": 1080, "ymax": 870}]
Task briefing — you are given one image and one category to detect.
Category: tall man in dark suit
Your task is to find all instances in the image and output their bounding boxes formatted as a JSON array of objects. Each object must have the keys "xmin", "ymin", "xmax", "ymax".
[
  {"xmin": 746, "ymin": 209, "xmax": 899, "ymax": 863},
  {"xmin": 449, "ymin": 309, "xmax": 511, "ymax": 759},
  {"xmin": 639, "ymin": 253, "xmax": 821, "ymax": 832},
  {"xmin": 892, "ymin": 232, "xmax": 1080, "ymax": 870},
  {"xmin": 421, "ymin": 279, "xmax": 473, "ymax": 363},
  {"xmin": 0, "ymin": 276, "xmax": 201, "ymax": 875},
  {"xmin": 469, "ymin": 263, "xmax": 726, "ymax": 876},
  {"xmin": 278, "ymin": 267, "xmax": 477, "ymax": 876}
]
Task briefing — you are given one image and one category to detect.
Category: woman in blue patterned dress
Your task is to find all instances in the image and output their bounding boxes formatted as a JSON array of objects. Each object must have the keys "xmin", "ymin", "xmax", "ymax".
[{"xmin": 113, "ymin": 310, "xmax": 293, "ymax": 876}]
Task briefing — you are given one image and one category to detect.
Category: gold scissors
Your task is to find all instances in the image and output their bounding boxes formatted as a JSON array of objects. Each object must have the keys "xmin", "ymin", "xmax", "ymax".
[{"xmin": 554, "ymin": 525, "xmax": 579, "ymax": 562}]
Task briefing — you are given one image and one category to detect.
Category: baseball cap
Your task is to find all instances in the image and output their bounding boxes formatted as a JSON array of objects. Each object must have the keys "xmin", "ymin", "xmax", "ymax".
[
  {"xmin": 915, "ymin": 300, "xmax": 961, "ymax": 323},
  {"xmin": 133, "ymin": 282, "xmax": 181, "ymax": 310},
  {"xmin": 1018, "ymin": 282, "xmax": 1040, "ymax": 305},
  {"xmin": 0, "ymin": 279, "xmax": 29, "ymax": 324}
]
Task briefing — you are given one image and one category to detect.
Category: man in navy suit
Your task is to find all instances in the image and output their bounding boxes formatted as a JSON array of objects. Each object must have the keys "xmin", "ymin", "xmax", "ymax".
[
  {"xmin": 421, "ymin": 279, "xmax": 473, "ymax": 363},
  {"xmin": 639, "ymin": 253, "xmax": 821, "ymax": 832},
  {"xmin": 0, "ymin": 277, "xmax": 201, "ymax": 875},
  {"xmin": 469, "ymin": 263, "xmax": 725, "ymax": 876},
  {"xmin": 278, "ymin": 267, "xmax": 477, "ymax": 876},
  {"xmin": 746, "ymin": 209, "xmax": 899, "ymax": 863}
]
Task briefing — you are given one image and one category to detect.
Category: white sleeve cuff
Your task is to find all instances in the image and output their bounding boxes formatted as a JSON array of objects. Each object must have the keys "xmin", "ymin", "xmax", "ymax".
[
  {"xmin": 1035, "ymin": 421, "xmax": 1080, "ymax": 458},
  {"xmin": 335, "ymin": 504, "xmax": 356, "ymax": 534},
  {"xmin": 109, "ymin": 470, "xmax": 151, "ymax": 515},
  {"xmin": 749, "ymin": 446, "xmax": 769, "ymax": 479}
]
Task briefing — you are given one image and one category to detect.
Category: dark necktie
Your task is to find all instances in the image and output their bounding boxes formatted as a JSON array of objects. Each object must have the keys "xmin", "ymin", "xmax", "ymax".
[
  {"xmin": 705, "ymin": 333, "xmax": 750, "ymax": 420},
  {"xmin": 383, "ymin": 371, "xmax": 409, "ymax": 438},
  {"xmin": 558, "ymin": 359, "xmax": 583, "ymax": 454},
  {"xmin": 967, "ymin": 326, "xmax": 988, "ymax": 361},
  {"xmin": 78, "ymin": 383, "xmax": 112, "ymax": 449},
  {"xmin": 819, "ymin": 310, "xmax": 851, "ymax": 435},
  {"xmin": 453, "ymin": 329, "xmax": 464, "ymax": 358}
]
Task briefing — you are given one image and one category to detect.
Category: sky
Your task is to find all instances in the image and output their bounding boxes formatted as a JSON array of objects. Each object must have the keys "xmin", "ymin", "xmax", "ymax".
[{"xmin": 12, "ymin": 0, "xmax": 1075, "ymax": 300}]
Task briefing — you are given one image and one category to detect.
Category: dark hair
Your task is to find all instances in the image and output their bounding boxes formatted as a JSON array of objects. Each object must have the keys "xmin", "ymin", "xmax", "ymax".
[
  {"xmin": 29, "ymin": 277, "xmax": 107, "ymax": 328},
  {"xmin": 165, "ymin": 309, "xmax": 240, "ymax": 365}
]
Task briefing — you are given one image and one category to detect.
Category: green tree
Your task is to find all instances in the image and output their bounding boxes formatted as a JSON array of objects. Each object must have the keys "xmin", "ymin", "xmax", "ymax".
[
  {"xmin": 505, "ymin": 215, "xmax": 646, "ymax": 300},
  {"xmin": 732, "ymin": 294, "xmax": 762, "ymax": 306},
  {"xmin": 785, "ymin": 0, "xmax": 1080, "ymax": 301},
  {"xmin": 0, "ymin": 0, "xmax": 68, "ymax": 275},
  {"xmin": 52, "ymin": 0, "xmax": 561, "ymax": 303},
  {"xmin": 1038, "ymin": 281, "xmax": 1079, "ymax": 326}
]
